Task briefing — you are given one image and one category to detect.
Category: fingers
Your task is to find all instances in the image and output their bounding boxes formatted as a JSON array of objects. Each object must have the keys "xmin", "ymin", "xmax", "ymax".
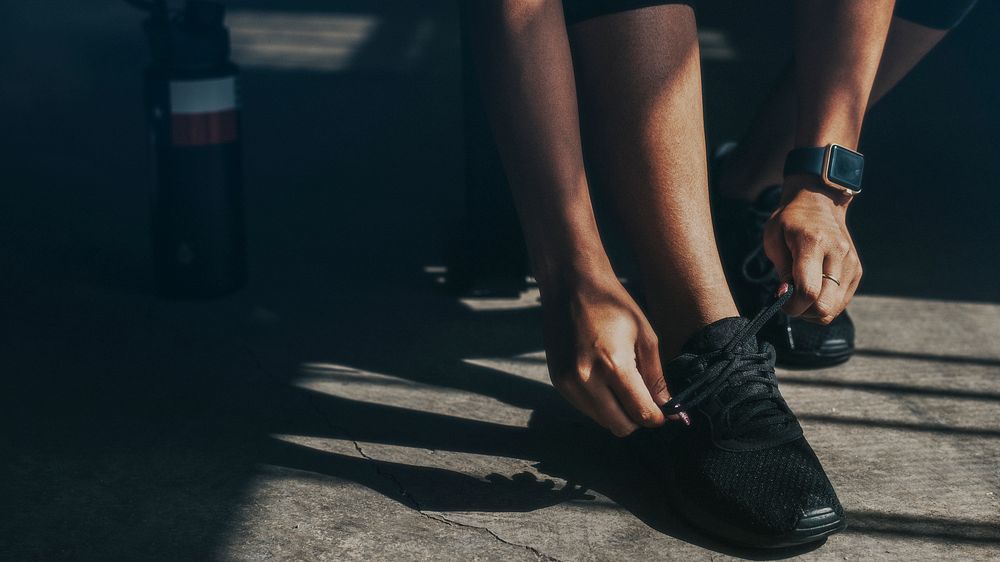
[
  {"xmin": 557, "ymin": 376, "xmax": 639, "ymax": 438},
  {"xmin": 804, "ymin": 252, "xmax": 848, "ymax": 323},
  {"xmin": 837, "ymin": 251, "xmax": 863, "ymax": 317},
  {"xmin": 805, "ymin": 242, "xmax": 862, "ymax": 325},
  {"xmin": 763, "ymin": 189, "xmax": 865, "ymax": 324},
  {"xmin": 554, "ymin": 345, "xmax": 666, "ymax": 437},
  {"xmin": 635, "ymin": 326, "xmax": 669, "ymax": 406},
  {"xmin": 600, "ymin": 354, "xmax": 666, "ymax": 429},
  {"xmin": 764, "ymin": 222, "xmax": 794, "ymax": 287},
  {"xmin": 545, "ymin": 293, "xmax": 672, "ymax": 438},
  {"xmin": 845, "ymin": 257, "xmax": 863, "ymax": 305},
  {"xmin": 784, "ymin": 232, "xmax": 824, "ymax": 317}
]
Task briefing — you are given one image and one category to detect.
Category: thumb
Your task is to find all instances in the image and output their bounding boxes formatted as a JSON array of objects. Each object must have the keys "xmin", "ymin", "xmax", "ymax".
[
  {"xmin": 764, "ymin": 225, "xmax": 794, "ymax": 283},
  {"xmin": 636, "ymin": 330, "xmax": 669, "ymax": 406}
]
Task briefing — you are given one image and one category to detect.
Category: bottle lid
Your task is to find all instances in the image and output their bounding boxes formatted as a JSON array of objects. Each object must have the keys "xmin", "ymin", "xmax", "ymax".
[{"xmin": 144, "ymin": 1, "xmax": 231, "ymax": 70}]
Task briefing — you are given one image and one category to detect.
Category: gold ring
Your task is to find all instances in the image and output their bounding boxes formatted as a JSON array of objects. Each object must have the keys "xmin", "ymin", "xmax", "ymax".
[{"xmin": 822, "ymin": 273, "xmax": 841, "ymax": 286}]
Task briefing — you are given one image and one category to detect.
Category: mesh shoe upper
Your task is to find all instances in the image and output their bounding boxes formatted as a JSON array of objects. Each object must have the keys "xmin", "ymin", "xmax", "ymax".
[
  {"xmin": 633, "ymin": 288, "xmax": 844, "ymax": 538},
  {"xmin": 670, "ymin": 435, "xmax": 843, "ymax": 534}
]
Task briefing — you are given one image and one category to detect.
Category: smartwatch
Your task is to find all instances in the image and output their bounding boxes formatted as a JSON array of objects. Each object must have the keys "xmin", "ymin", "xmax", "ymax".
[{"xmin": 783, "ymin": 144, "xmax": 864, "ymax": 196}]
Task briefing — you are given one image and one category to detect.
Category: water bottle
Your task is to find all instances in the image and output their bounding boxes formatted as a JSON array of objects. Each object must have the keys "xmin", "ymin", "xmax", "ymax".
[{"xmin": 143, "ymin": 1, "xmax": 246, "ymax": 298}]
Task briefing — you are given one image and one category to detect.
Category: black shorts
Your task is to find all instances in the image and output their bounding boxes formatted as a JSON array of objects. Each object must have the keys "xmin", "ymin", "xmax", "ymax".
[
  {"xmin": 563, "ymin": 0, "xmax": 693, "ymax": 26},
  {"xmin": 895, "ymin": 0, "xmax": 979, "ymax": 29},
  {"xmin": 563, "ymin": 0, "xmax": 978, "ymax": 29}
]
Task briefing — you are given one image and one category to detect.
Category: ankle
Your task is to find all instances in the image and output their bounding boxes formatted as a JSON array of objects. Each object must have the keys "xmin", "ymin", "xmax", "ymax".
[{"xmin": 646, "ymin": 293, "xmax": 740, "ymax": 358}]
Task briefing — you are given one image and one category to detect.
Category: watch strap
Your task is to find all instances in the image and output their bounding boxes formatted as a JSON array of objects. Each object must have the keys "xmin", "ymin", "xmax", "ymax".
[{"xmin": 783, "ymin": 147, "xmax": 827, "ymax": 178}]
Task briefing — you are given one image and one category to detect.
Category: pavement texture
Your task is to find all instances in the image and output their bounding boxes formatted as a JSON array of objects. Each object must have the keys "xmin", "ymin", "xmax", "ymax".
[
  {"xmin": 4, "ymin": 279, "xmax": 1000, "ymax": 561},
  {"xmin": 2, "ymin": 1, "xmax": 1000, "ymax": 561}
]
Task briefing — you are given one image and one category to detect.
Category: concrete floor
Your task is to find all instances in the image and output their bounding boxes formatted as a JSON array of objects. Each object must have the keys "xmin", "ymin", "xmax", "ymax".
[
  {"xmin": 4, "ymin": 281, "xmax": 999, "ymax": 560},
  {"xmin": 2, "ymin": 1, "xmax": 999, "ymax": 560},
  {"xmin": 226, "ymin": 291, "xmax": 1000, "ymax": 562}
]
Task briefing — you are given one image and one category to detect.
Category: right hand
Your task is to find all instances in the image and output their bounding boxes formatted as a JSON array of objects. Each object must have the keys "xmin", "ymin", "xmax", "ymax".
[
  {"xmin": 541, "ymin": 276, "xmax": 669, "ymax": 437},
  {"xmin": 763, "ymin": 180, "xmax": 862, "ymax": 325}
]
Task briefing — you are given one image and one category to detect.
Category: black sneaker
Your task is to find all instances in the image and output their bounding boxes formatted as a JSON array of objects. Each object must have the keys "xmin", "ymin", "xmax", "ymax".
[
  {"xmin": 714, "ymin": 185, "xmax": 855, "ymax": 367},
  {"xmin": 630, "ymin": 286, "xmax": 846, "ymax": 548}
]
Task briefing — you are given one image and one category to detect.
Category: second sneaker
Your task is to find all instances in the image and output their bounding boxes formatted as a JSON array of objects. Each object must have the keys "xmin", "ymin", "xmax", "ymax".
[{"xmin": 714, "ymin": 185, "xmax": 855, "ymax": 367}]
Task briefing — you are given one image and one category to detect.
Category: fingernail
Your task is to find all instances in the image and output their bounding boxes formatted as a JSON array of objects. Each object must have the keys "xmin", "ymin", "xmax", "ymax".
[
  {"xmin": 777, "ymin": 282, "xmax": 790, "ymax": 297},
  {"xmin": 664, "ymin": 399, "xmax": 691, "ymax": 427}
]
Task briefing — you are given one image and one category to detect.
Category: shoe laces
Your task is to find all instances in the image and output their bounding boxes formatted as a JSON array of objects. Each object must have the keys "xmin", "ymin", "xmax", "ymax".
[
  {"xmin": 663, "ymin": 286, "xmax": 796, "ymax": 440},
  {"xmin": 740, "ymin": 205, "xmax": 777, "ymax": 286}
]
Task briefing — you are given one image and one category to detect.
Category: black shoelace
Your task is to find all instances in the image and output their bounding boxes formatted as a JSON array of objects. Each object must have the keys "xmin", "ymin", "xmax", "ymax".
[
  {"xmin": 663, "ymin": 286, "xmax": 796, "ymax": 440},
  {"xmin": 740, "ymin": 205, "xmax": 778, "ymax": 286}
]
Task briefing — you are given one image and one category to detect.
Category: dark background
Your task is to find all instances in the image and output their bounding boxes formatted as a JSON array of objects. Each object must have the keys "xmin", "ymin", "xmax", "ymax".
[
  {"xmin": 1, "ymin": 1, "xmax": 998, "ymax": 303},
  {"xmin": 1, "ymin": 1, "xmax": 998, "ymax": 559}
]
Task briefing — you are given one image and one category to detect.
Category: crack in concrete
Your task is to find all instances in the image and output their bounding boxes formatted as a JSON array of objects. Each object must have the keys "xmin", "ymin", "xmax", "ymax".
[
  {"xmin": 238, "ymin": 344, "xmax": 564, "ymax": 561},
  {"xmin": 349, "ymin": 441, "xmax": 564, "ymax": 561},
  {"xmin": 349, "ymin": 440, "xmax": 423, "ymax": 510},
  {"xmin": 421, "ymin": 511, "xmax": 565, "ymax": 562}
]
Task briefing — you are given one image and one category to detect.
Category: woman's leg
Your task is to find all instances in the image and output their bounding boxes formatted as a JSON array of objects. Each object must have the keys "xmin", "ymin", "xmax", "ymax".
[
  {"xmin": 568, "ymin": 4, "xmax": 740, "ymax": 357},
  {"xmin": 567, "ymin": 13, "xmax": 850, "ymax": 546},
  {"xmin": 468, "ymin": 1, "xmax": 671, "ymax": 437},
  {"xmin": 717, "ymin": 15, "xmax": 952, "ymax": 200}
]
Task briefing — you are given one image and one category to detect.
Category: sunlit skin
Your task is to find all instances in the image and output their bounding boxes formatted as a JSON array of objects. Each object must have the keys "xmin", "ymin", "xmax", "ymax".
[
  {"xmin": 767, "ymin": 1, "xmax": 893, "ymax": 324},
  {"xmin": 720, "ymin": 18, "xmax": 947, "ymax": 323},
  {"xmin": 470, "ymin": 1, "xmax": 893, "ymax": 437}
]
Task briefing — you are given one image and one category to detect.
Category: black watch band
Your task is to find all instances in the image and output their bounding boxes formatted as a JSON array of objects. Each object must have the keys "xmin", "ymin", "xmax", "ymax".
[
  {"xmin": 783, "ymin": 144, "xmax": 864, "ymax": 196},
  {"xmin": 783, "ymin": 147, "xmax": 827, "ymax": 178}
]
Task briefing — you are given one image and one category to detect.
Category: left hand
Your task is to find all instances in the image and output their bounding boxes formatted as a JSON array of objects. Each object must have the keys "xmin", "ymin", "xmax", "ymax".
[{"xmin": 763, "ymin": 177, "xmax": 863, "ymax": 324}]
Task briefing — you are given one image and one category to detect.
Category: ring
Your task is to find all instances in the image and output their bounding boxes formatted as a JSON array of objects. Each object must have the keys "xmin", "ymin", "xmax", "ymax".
[{"xmin": 822, "ymin": 273, "xmax": 841, "ymax": 286}]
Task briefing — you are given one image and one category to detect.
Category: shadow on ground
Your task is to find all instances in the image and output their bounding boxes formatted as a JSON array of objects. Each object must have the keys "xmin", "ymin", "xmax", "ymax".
[{"xmin": 1, "ymin": 0, "xmax": 999, "ymax": 560}]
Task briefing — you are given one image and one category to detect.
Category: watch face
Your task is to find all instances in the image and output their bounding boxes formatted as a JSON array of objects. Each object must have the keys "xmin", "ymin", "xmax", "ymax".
[{"xmin": 827, "ymin": 145, "xmax": 864, "ymax": 192}]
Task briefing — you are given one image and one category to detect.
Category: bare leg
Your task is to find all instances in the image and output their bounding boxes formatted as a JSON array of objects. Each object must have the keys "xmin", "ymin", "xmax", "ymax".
[
  {"xmin": 718, "ymin": 17, "xmax": 950, "ymax": 201},
  {"xmin": 469, "ymin": 1, "xmax": 671, "ymax": 437},
  {"xmin": 569, "ymin": 5, "xmax": 740, "ymax": 357}
]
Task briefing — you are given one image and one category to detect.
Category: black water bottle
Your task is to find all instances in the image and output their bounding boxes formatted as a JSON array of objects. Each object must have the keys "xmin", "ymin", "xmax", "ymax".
[{"xmin": 144, "ymin": 1, "xmax": 246, "ymax": 298}]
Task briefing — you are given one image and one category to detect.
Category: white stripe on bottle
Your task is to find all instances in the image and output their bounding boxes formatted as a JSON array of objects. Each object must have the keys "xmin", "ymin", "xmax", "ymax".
[{"xmin": 169, "ymin": 76, "xmax": 238, "ymax": 115}]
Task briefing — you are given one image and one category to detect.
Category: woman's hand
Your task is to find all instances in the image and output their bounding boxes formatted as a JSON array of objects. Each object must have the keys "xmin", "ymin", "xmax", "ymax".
[
  {"xmin": 763, "ymin": 179, "xmax": 863, "ymax": 324},
  {"xmin": 541, "ymin": 276, "xmax": 669, "ymax": 437}
]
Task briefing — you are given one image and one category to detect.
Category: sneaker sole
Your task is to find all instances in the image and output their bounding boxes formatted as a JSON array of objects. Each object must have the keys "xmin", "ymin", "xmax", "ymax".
[
  {"xmin": 776, "ymin": 348, "xmax": 853, "ymax": 368},
  {"xmin": 674, "ymin": 494, "xmax": 848, "ymax": 549},
  {"xmin": 783, "ymin": 507, "xmax": 849, "ymax": 546},
  {"xmin": 775, "ymin": 340, "xmax": 854, "ymax": 369},
  {"xmin": 659, "ymin": 466, "xmax": 848, "ymax": 549}
]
